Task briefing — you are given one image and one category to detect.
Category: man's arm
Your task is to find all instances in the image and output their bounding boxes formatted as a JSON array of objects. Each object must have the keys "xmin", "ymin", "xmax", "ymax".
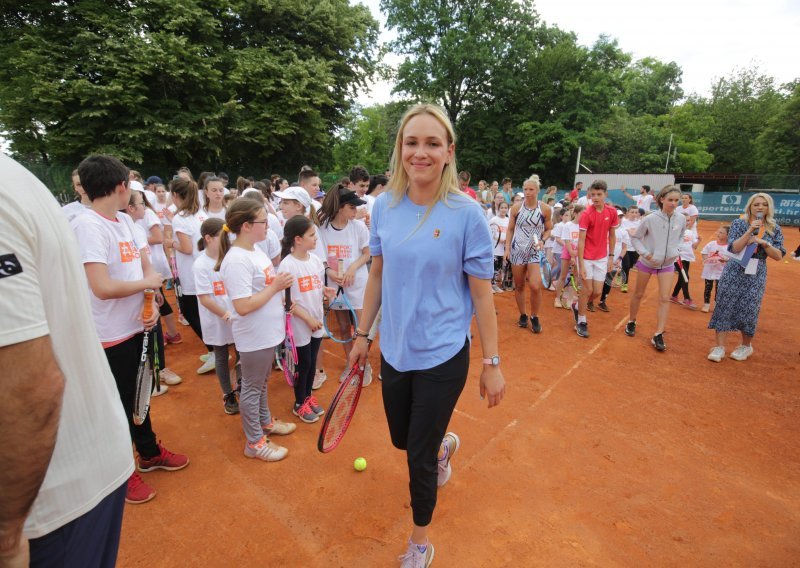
[{"xmin": 0, "ymin": 336, "xmax": 65, "ymax": 562}]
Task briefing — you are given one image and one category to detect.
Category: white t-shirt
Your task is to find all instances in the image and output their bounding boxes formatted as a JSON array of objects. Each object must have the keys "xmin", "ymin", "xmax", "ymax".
[
  {"xmin": 220, "ymin": 246, "xmax": 285, "ymax": 352},
  {"xmin": 612, "ymin": 226, "xmax": 632, "ymax": 260},
  {"xmin": 364, "ymin": 194, "xmax": 377, "ymax": 216},
  {"xmin": 255, "ymin": 227, "xmax": 282, "ymax": 263},
  {"xmin": 677, "ymin": 227, "xmax": 699, "ymax": 262},
  {"xmin": 61, "ymin": 201, "xmax": 89, "ymax": 222},
  {"xmin": 204, "ymin": 207, "xmax": 226, "ymax": 221},
  {"xmin": 635, "ymin": 194, "xmax": 654, "ymax": 211},
  {"xmin": 317, "ymin": 219, "xmax": 370, "ymax": 309},
  {"xmin": 620, "ymin": 217, "xmax": 640, "ymax": 239},
  {"xmin": 576, "ymin": 195, "xmax": 589, "ymax": 208},
  {"xmin": 550, "ymin": 221, "xmax": 567, "ymax": 254},
  {"xmin": 278, "ymin": 253, "xmax": 326, "ymax": 346},
  {"xmin": 171, "ymin": 210, "xmax": 209, "ymax": 294},
  {"xmin": 560, "ymin": 221, "xmax": 580, "ymax": 257},
  {"xmin": 153, "ymin": 200, "xmax": 171, "ymax": 226},
  {"xmin": 488, "ymin": 215, "xmax": 509, "ymax": 257},
  {"xmin": 0, "ymin": 155, "xmax": 133, "ymax": 539},
  {"xmin": 268, "ymin": 212, "xmax": 283, "ymax": 241},
  {"xmin": 678, "ymin": 204, "xmax": 699, "ymax": 218},
  {"xmin": 701, "ymin": 240, "xmax": 729, "ymax": 280},
  {"xmin": 137, "ymin": 208, "xmax": 169, "ymax": 277},
  {"xmin": 72, "ymin": 211, "xmax": 147, "ymax": 343},
  {"xmin": 193, "ymin": 253, "xmax": 235, "ymax": 346}
]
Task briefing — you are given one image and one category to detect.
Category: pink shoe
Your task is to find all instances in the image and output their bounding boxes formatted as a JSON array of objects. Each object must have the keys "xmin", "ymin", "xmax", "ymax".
[
  {"xmin": 682, "ymin": 299, "xmax": 698, "ymax": 310},
  {"xmin": 669, "ymin": 296, "xmax": 681, "ymax": 305}
]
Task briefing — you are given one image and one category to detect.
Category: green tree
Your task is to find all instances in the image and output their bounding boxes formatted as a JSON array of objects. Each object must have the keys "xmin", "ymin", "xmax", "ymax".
[
  {"xmin": 0, "ymin": 0, "xmax": 379, "ymax": 175},
  {"xmin": 331, "ymin": 102, "xmax": 408, "ymax": 176},
  {"xmin": 754, "ymin": 83, "xmax": 800, "ymax": 174},
  {"xmin": 623, "ymin": 57, "xmax": 684, "ymax": 117}
]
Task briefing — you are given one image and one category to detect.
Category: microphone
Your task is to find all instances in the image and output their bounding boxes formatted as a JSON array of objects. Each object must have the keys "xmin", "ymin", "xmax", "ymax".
[{"xmin": 754, "ymin": 212, "xmax": 764, "ymax": 237}]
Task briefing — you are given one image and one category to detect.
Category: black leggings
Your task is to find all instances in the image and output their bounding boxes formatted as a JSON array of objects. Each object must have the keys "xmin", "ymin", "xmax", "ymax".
[
  {"xmin": 703, "ymin": 279, "xmax": 719, "ymax": 304},
  {"xmin": 381, "ymin": 339, "xmax": 469, "ymax": 527},
  {"xmin": 104, "ymin": 333, "xmax": 159, "ymax": 458},
  {"xmin": 672, "ymin": 260, "xmax": 692, "ymax": 300},
  {"xmin": 176, "ymin": 293, "xmax": 213, "ymax": 352},
  {"xmin": 158, "ymin": 286, "xmax": 173, "ymax": 317},
  {"xmin": 294, "ymin": 337, "xmax": 322, "ymax": 406},
  {"xmin": 623, "ymin": 251, "xmax": 638, "ymax": 282}
]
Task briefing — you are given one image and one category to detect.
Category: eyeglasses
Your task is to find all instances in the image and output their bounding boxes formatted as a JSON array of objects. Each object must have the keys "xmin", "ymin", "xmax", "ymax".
[{"xmin": 249, "ymin": 220, "xmax": 267, "ymax": 225}]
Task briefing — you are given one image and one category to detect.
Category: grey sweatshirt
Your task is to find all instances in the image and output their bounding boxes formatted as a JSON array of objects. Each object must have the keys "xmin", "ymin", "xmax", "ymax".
[{"xmin": 631, "ymin": 209, "xmax": 687, "ymax": 269}]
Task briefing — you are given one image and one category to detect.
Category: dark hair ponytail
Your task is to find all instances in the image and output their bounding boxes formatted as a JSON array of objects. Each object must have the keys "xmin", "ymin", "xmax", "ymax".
[
  {"xmin": 281, "ymin": 215, "xmax": 313, "ymax": 259},
  {"xmin": 318, "ymin": 183, "xmax": 347, "ymax": 227},
  {"xmin": 198, "ymin": 218, "xmax": 224, "ymax": 251}
]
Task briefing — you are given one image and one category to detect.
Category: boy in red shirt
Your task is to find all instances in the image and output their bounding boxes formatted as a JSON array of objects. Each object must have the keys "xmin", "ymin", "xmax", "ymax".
[{"xmin": 574, "ymin": 180, "xmax": 618, "ymax": 338}]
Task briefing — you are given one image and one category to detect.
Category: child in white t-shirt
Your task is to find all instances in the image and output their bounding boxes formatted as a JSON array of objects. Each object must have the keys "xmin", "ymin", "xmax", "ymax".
[
  {"xmin": 219, "ymin": 198, "xmax": 296, "ymax": 462},
  {"xmin": 72, "ymin": 155, "xmax": 188, "ymax": 504},
  {"xmin": 170, "ymin": 178, "xmax": 215, "ymax": 371},
  {"xmin": 62, "ymin": 168, "xmax": 91, "ymax": 222},
  {"xmin": 278, "ymin": 216, "xmax": 336, "ymax": 423},
  {"xmin": 553, "ymin": 205, "xmax": 583, "ymax": 308},
  {"xmin": 700, "ymin": 225, "xmax": 729, "ymax": 313},
  {"xmin": 195, "ymin": 218, "xmax": 241, "ymax": 415},
  {"xmin": 488, "ymin": 201, "xmax": 510, "ymax": 292},
  {"xmin": 317, "ymin": 184, "xmax": 371, "ymax": 382},
  {"xmin": 671, "ymin": 225, "xmax": 700, "ymax": 309}
]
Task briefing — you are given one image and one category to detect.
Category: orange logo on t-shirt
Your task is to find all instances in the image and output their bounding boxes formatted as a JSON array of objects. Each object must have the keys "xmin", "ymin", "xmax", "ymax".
[
  {"xmin": 263, "ymin": 266, "xmax": 275, "ymax": 285},
  {"xmin": 298, "ymin": 274, "xmax": 322, "ymax": 293},
  {"xmin": 118, "ymin": 241, "xmax": 140, "ymax": 263},
  {"xmin": 327, "ymin": 244, "xmax": 352, "ymax": 260},
  {"xmin": 213, "ymin": 281, "xmax": 226, "ymax": 296}
]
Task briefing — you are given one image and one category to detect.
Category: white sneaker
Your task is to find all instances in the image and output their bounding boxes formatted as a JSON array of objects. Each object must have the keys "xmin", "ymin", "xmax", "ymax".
[
  {"xmin": 437, "ymin": 432, "xmax": 460, "ymax": 487},
  {"xmin": 707, "ymin": 346, "xmax": 725, "ymax": 362},
  {"xmin": 179, "ymin": 315, "xmax": 190, "ymax": 326},
  {"xmin": 398, "ymin": 540, "xmax": 435, "ymax": 568},
  {"xmin": 701, "ymin": 303, "xmax": 710, "ymax": 313},
  {"xmin": 730, "ymin": 345, "xmax": 754, "ymax": 361},
  {"xmin": 244, "ymin": 437, "xmax": 288, "ymax": 462},
  {"xmin": 199, "ymin": 352, "xmax": 211, "ymax": 362},
  {"xmin": 196, "ymin": 357, "xmax": 216, "ymax": 374},
  {"xmin": 151, "ymin": 384, "xmax": 168, "ymax": 397},
  {"xmin": 362, "ymin": 362, "xmax": 373, "ymax": 387},
  {"xmin": 312, "ymin": 369, "xmax": 327, "ymax": 390},
  {"xmin": 160, "ymin": 368, "xmax": 182, "ymax": 385}
]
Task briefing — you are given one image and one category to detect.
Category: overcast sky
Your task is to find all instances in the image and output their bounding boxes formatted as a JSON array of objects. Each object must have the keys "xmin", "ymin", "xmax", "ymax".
[{"xmin": 356, "ymin": 0, "xmax": 799, "ymax": 105}]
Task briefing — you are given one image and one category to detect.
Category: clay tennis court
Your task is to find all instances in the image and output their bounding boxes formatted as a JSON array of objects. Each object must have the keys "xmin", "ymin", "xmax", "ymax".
[{"xmin": 117, "ymin": 221, "xmax": 800, "ymax": 567}]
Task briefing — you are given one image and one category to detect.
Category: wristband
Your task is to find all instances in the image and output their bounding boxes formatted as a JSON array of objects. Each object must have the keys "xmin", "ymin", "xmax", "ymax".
[{"xmin": 355, "ymin": 329, "xmax": 369, "ymax": 338}]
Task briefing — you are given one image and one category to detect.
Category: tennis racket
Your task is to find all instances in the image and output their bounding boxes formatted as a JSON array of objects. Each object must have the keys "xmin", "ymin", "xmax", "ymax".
[
  {"xmin": 317, "ymin": 339, "xmax": 372, "ymax": 453},
  {"xmin": 281, "ymin": 287, "xmax": 298, "ymax": 386},
  {"xmin": 169, "ymin": 254, "xmax": 182, "ymax": 298},
  {"xmin": 604, "ymin": 267, "xmax": 627, "ymax": 288},
  {"xmin": 677, "ymin": 262, "xmax": 689, "ymax": 283},
  {"xmin": 133, "ymin": 291, "xmax": 156, "ymax": 425}
]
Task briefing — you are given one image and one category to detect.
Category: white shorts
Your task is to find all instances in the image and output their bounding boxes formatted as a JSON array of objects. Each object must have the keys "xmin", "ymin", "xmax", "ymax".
[{"xmin": 582, "ymin": 257, "xmax": 609, "ymax": 281}]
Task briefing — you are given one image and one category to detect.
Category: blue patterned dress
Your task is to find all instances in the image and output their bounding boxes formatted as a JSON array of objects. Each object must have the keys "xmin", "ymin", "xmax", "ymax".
[{"xmin": 708, "ymin": 219, "xmax": 785, "ymax": 336}]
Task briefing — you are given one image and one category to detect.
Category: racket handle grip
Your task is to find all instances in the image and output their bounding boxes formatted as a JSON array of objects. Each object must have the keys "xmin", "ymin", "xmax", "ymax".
[{"xmin": 142, "ymin": 289, "xmax": 155, "ymax": 320}]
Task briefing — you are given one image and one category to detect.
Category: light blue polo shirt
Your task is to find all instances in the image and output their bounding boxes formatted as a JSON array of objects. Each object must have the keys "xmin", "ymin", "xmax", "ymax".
[{"xmin": 370, "ymin": 191, "xmax": 493, "ymax": 372}]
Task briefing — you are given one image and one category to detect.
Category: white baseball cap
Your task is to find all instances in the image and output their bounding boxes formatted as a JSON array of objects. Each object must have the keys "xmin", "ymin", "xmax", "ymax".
[{"xmin": 274, "ymin": 186, "xmax": 312, "ymax": 210}]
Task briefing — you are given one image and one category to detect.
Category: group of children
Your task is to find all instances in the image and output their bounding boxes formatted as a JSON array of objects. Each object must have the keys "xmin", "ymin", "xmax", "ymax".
[
  {"xmin": 62, "ymin": 157, "xmax": 389, "ymax": 504},
  {"xmin": 494, "ymin": 179, "xmax": 733, "ymax": 351}
]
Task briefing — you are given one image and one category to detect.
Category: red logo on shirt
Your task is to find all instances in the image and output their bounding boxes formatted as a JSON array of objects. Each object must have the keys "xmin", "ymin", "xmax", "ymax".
[
  {"xmin": 213, "ymin": 281, "xmax": 226, "ymax": 296},
  {"xmin": 298, "ymin": 275, "xmax": 322, "ymax": 292},
  {"xmin": 118, "ymin": 241, "xmax": 140, "ymax": 263},
  {"xmin": 263, "ymin": 266, "xmax": 275, "ymax": 285},
  {"xmin": 327, "ymin": 245, "xmax": 352, "ymax": 260}
]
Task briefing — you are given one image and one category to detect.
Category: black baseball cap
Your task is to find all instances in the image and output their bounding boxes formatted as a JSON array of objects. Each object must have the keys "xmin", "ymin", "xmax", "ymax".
[{"xmin": 339, "ymin": 190, "xmax": 366, "ymax": 206}]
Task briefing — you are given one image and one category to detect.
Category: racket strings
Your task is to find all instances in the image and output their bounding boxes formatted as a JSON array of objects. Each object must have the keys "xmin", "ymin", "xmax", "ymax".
[{"xmin": 321, "ymin": 374, "xmax": 360, "ymax": 448}]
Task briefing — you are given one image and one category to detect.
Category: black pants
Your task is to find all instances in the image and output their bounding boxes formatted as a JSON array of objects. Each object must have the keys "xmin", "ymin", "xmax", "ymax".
[
  {"xmin": 600, "ymin": 276, "xmax": 612, "ymax": 302},
  {"xmin": 704, "ymin": 279, "xmax": 719, "ymax": 303},
  {"xmin": 177, "ymin": 293, "xmax": 212, "ymax": 352},
  {"xmin": 672, "ymin": 260, "xmax": 692, "ymax": 299},
  {"xmin": 29, "ymin": 483, "xmax": 126, "ymax": 568},
  {"xmin": 104, "ymin": 333, "xmax": 159, "ymax": 458},
  {"xmin": 623, "ymin": 251, "xmax": 638, "ymax": 282},
  {"xmin": 381, "ymin": 339, "xmax": 469, "ymax": 527},
  {"xmin": 158, "ymin": 286, "xmax": 173, "ymax": 317},
  {"xmin": 294, "ymin": 337, "xmax": 322, "ymax": 406}
]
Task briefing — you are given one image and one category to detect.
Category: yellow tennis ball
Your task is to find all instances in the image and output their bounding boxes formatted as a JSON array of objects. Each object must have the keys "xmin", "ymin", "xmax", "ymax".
[{"xmin": 354, "ymin": 457, "xmax": 367, "ymax": 471}]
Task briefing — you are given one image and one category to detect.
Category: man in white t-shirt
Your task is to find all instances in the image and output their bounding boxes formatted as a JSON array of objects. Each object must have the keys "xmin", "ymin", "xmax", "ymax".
[
  {"xmin": 72, "ymin": 155, "xmax": 189, "ymax": 507},
  {"xmin": 0, "ymin": 155, "xmax": 134, "ymax": 566},
  {"xmin": 622, "ymin": 185, "xmax": 654, "ymax": 212}
]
